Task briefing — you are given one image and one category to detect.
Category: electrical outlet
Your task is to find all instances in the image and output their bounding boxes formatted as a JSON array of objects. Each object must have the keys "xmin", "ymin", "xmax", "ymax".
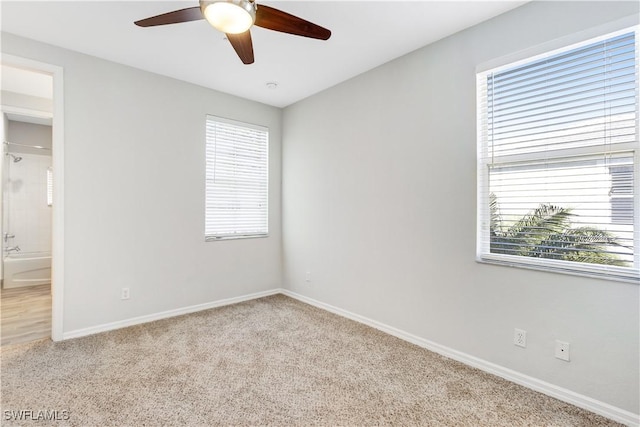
[
  {"xmin": 121, "ymin": 287, "xmax": 130, "ymax": 300},
  {"xmin": 514, "ymin": 328, "xmax": 527, "ymax": 348},
  {"xmin": 555, "ymin": 340, "xmax": 570, "ymax": 361},
  {"xmin": 305, "ymin": 271, "xmax": 311, "ymax": 283}
]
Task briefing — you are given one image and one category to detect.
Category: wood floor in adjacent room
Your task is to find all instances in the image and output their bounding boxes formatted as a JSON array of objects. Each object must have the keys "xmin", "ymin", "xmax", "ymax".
[{"xmin": 1, "ymin": 283, "xmax": 51, "ymax": 347}]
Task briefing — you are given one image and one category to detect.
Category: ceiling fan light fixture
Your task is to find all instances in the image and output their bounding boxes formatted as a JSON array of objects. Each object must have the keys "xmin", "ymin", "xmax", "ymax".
[{"xmin": 201, "ymin": 0, "xmax": 256, "ymax": 34}]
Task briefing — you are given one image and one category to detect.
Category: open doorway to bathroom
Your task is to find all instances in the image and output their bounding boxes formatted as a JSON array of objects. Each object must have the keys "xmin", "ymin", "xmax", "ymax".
[{"xmin": 1, "ymin": 59, "xmax": 61, "ymax": 346}]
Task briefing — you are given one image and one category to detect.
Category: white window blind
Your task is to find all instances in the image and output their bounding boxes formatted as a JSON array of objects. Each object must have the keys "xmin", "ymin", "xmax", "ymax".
[
  {"xmin": 477, "ymin": 28, "xmax": 639, "ymax": 283},
  {"xmin": 205, "ymin": 116, "xmax": 268, "ymax": 240},
  {"xmin": 46, "ymin": 167, "xmax": 53, "ymax": 207}
]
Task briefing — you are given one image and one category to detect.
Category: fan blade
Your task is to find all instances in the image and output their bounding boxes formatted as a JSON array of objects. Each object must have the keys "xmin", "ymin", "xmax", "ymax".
[
  {"xmin": 226, "ymin": 31, "xmax": 255, "ymax": 64},
  {"xmin": 134, "ymin": 7, "xmax": 203, "ymax": 27},
  {"xmin": 254, "ymin": 5, "xmax": 331, "ymax": 40}
]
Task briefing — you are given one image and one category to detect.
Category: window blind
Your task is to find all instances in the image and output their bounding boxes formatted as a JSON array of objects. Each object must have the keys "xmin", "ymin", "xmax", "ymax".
[
  {"xmin": 477, "ymin": 29, "xmax": 639, "ymax": 282},
  {"xmin": 205, "ymin": 116, "xmax": 268, "ymax": 240},
  {"xmin": 47, "ymin": 167, "xmax": 53, "ymax": 207}
]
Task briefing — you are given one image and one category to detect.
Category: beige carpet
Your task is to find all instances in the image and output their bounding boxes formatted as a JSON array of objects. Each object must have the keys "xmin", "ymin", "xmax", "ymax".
[{"xmin": 1, "ymin": 295, "xmax": 622, "ymax": 426}]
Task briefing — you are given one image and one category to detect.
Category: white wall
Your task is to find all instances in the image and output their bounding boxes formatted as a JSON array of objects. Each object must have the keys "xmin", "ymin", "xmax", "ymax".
[
  {"xmin": 1, "ymin": 90, "xmax": 52, "ymax": 114},
  {"xmin": 6, "ymin": 120, "xmax": 52, "ymax": 150},
  {"xmin": 1, "ymin": 33, "xmax": 283, "ymax": 333},
  {"xmin": 282, "ymin": 1, "xmax": 639, "ymax": 415}
]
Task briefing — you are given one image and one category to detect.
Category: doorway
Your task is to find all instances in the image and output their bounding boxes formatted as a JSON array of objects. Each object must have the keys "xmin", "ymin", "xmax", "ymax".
[{"xmin": 1, "ymin": 54, "xmax": 64, "ymax": 343}]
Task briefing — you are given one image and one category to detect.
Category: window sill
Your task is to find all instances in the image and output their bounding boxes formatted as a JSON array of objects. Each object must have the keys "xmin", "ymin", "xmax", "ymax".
[
  {"xmin": 205, "ymin": 234, "xmax": 268, "ymax": 242},
  {"xmin": 477, "ymin": 255, "xmax": 639, "ymax": 285}
]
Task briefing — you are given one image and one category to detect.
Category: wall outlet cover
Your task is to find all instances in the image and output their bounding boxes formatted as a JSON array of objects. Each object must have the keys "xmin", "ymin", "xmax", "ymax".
[
  {"xmin": 514, "ymin": 328, "xmax": 527, "ymax": 348},
  {"xmin": 555, "ymin": 340, "xmax": 570, "ymax": 361}
]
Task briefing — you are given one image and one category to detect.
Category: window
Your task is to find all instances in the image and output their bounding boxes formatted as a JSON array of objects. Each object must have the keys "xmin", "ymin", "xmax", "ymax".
[
  {"xmin": 205, "ymin": 116, "xmax": 268, "ymax": 240},
  {"xmin": 477, "ymin": 29, "xmax": 639, "ymax": 282}
]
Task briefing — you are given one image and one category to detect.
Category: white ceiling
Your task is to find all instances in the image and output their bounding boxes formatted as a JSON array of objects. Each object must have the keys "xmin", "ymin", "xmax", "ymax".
[{"xmin": 1, "ymin": 1, "xmax": 527, "ymax": 108}]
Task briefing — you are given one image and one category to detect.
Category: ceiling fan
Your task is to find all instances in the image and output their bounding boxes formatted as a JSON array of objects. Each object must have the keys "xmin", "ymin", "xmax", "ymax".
[{"xmin": 134, "ymin": 0, "xmax": 331, "ymax": 65}]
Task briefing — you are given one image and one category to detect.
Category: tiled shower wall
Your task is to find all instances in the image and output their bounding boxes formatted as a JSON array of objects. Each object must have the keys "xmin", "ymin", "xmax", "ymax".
[
  {"xmin": 4, "ymin": 121, "xmax": 52, "ymax": 255},
  {"xmin": 4, "ymin": 152, "xmax": 52, "ymax": 254}
]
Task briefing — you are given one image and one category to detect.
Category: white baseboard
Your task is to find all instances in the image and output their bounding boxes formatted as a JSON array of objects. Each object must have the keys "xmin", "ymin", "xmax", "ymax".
[
  {"xmin": 281, "ymin": 289, "xmax": 640, "ymax": 427},
  {"xmin": 62, "ymin": 288, "xmax": 281, "ymax": 340}
]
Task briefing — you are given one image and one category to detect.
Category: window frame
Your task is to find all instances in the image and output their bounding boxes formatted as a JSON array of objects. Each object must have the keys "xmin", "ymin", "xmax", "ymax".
[
  {"xmin": 476, "ymin": 26, "xmax": 640, "ymax": 284},
  {"xmin": 204, "ymin": 115, "xmax": 269, "ymax": 241}
]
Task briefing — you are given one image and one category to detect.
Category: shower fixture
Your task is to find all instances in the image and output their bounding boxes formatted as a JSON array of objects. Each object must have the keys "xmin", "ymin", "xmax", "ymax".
[{"xmin": 6, "ymin": 153, "xmax": 22, "ymax": 163}]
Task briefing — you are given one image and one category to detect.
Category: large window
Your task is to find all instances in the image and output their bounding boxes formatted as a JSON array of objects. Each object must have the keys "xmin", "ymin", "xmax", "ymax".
[
  {"xmin": 477, "ymin": 28, "xmax": 639, "ymax": 282},
  {"xmin": 205, "ymin": 116, "xmax": 268, "ymax": 240}
]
